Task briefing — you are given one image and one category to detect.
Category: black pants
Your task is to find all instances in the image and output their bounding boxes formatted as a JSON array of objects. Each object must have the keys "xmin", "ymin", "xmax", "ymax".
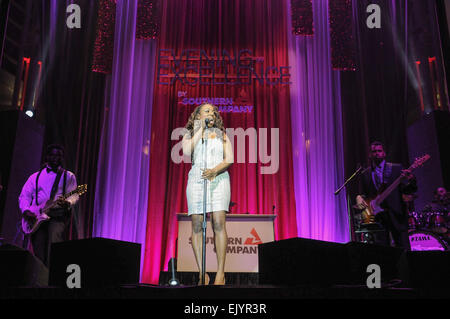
[
  {"xmin": 375, "ymin": 211, "xmax": 411, "ymax": 250},
  {"xmin": 30, "ymin": 216, "xmax": 68, "ymax": 266}
]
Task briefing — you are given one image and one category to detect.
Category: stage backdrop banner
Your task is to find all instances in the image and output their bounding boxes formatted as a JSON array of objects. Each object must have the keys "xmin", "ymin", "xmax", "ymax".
[{"xmin": 142, "ymin": 0, "xmax": 298, "ymax": 284}]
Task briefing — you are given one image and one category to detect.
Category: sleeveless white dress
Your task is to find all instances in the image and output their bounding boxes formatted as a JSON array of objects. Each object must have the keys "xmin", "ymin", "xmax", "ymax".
[{"xmin": 186, "ymin": 134, "xmax": 231, "ymax": 215}]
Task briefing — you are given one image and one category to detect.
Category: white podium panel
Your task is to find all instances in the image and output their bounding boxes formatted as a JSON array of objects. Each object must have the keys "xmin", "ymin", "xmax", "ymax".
[{"xmin": 176, "ymin": 214, "xmax": 276, "ymax": 273}]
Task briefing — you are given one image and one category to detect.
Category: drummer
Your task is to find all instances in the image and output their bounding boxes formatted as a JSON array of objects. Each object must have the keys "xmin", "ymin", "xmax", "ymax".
[
  {"xmin": 423, "ymin": 187, "xmax": 450, "ymax": 235},
  {"xmin": 430, "ymin": 187, "xmax": 449, "ymax": 211}
]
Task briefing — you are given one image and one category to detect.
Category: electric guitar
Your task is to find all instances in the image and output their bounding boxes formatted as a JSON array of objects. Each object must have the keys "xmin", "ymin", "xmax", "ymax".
[
  {"xmin": 360, "ymin": 155, "xmax": 430, "ymax": 224},
  {"xmin": 21, "ymin": 184, "xmax": 87, "ymax": 235}
]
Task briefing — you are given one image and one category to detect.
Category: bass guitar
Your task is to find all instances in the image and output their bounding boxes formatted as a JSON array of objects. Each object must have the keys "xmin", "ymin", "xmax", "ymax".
[{"xmin": 360, "ymin": 155, "xmax": 430, "ymax": 224}]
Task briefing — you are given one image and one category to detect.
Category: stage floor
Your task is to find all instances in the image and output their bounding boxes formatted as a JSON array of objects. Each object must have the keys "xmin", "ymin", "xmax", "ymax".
[
  {"xmin": 2, "ymin": 284, "xmax": 449, "ymax": 318},
  {"xmin": 1, "ymin": 284, "xmax": 449, "ymax": 300}
]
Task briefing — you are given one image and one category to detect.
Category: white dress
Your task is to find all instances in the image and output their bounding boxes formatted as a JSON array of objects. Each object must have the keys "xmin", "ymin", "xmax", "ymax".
[{"xmin": 186, "ymin": 134, "xmax": 231, "ymax": 215}]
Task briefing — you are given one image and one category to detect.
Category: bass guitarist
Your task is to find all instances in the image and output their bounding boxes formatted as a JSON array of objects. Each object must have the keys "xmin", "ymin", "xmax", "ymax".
[
  {"xmin": 18, "ymin": 144, "xmax": 79, "ymax": 266},
  {"xmin": 355, "ymin": 141, "xmax": 417, "ymax": 249}
]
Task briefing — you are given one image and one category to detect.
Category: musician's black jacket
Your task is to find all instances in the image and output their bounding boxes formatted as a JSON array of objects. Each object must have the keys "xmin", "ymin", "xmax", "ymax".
[{"xmin": 359, "ymin": 162, "xmax": 417, "ymax": 232}]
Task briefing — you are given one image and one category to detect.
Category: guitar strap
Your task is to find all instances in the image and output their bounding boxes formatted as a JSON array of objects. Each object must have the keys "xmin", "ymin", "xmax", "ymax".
[
  {"xmin": 62, "ymin": 170, "xmax": 70, "ymax": 216},
  {"xmin": 63, "ymin": 170, "xmax": 67, "ymax": 195},
  {"xmin": 35, "ymin": 168, "xmax": 44, "ymax": 206},
  {"xmin": 49, "ymin": 168, "xmax": 64, "ymax": 201}
]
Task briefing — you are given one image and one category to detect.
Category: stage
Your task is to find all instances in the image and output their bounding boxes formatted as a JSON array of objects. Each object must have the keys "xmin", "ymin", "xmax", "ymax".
[
  {"xmin": 1, "ymin": 283, "xmax": 449, "ymax": 301},
  {"xmin": 2, "ymin": 249, "xmax": 450, "ymax": 301},
  {"xmin": 1, "ymin": 1, "xmax": 450, "ymax": 306}
]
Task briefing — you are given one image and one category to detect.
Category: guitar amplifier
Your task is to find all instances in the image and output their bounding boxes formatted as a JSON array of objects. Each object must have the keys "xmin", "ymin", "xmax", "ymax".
[{"xmin": 49, "ymin": 237, "xmax": 141, "ymax": 288}]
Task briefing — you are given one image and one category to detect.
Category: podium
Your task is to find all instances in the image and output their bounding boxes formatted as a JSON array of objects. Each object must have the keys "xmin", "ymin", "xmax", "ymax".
[{"xmin": 176, "ymin": 213, "xmax": 276, "ymax": 272}]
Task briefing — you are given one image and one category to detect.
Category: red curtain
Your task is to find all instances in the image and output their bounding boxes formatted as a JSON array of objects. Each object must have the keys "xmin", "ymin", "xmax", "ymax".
[{"xmin": 142, "ymin": 0, "xmax": 297, "ymax": 284}]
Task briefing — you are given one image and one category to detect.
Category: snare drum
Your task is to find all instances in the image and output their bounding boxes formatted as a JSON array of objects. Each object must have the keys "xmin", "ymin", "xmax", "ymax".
[{"xmin": 409, "ymin": 230, "xmax": 448, "ymax": 251}]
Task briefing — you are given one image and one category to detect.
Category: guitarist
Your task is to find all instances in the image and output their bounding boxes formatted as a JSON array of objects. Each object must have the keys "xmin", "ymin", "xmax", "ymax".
[
  {"xmin": 18, "ymin": 144, "xmax": 79, "ymax": 266},
  {"xmin": 355, "ymin": 141, "xmax": 417, "ymax": 249}
]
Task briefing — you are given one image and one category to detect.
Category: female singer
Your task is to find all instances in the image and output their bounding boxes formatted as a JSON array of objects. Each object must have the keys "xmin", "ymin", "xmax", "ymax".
[{"xmin": 182, "ymin": 103, "xmax": 233, "ymax": 285}]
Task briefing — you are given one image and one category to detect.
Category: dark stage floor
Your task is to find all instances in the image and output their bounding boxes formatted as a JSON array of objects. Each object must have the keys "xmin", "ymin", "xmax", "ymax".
[
  {"xmin": 2, "ymin": 283, "xmax": 449, "ymax": 318},
  {"xmin": 1, "ymin": 283, "xmax": 449, "ymax": 300}
]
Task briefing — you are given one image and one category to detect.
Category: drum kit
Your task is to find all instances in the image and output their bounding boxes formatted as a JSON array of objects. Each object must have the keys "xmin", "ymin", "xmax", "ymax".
[
  {"xmin": 408, "ymin": 209, "xmax": 449, "ymax": 251},
  {"xmin": 354, "ymin": 191, "xmax": 450, "ymax": 251},
  {"xmin": 407, "ymin": 193, "xmax": 450, "ymax": 251}
]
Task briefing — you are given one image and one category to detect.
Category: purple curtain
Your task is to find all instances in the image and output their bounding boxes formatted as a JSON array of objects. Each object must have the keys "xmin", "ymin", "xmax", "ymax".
[
  {"xmin": 287, "ymin": 0, "xmax": 349, "ymax": 242},
  {"xmin": 93, "ymin": 0, "xmax": 156, "ymax": 277},
  {"xmin": 38, "ymin": 0, "xmax": 107, "ymax": 239}
]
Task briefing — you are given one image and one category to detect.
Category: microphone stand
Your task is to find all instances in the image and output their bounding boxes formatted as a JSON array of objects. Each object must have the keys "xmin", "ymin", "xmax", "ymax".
[
  {"xmin": 201, "ymin": 124, "xmax": 208, "ymax": 285},
  {"xmin": 334, "ymin": 165, "xmax": 366, "ymax": 242}
]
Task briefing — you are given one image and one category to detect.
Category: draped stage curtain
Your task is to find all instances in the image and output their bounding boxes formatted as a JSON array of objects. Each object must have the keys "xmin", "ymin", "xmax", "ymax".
[
  {"xmin": 340, "ymin": 0, "xmax": 448, "ymax": 198},
  {"xmin": 35, "ymin": 0, "xmax": 449, "ymax": 285},
  {"xmin": 141, "ymin": 0, "xmax": 298, "ymax": 284},
  {"xmin": 93, "ymin": 0, "xmax": 156, "ymax": 275},
  {"xmin": 38, "ymin": 0, "xmax": 106, "ymax": 239},
  {"xmin": 341, "ymin": 0, "xmax": 412, "ymax": 178},
  {"xmin": 89, "ymin": 0, "xmax": 366, "ymax": 284},
  {"xmin": 286, "ymin": 0, "xmax": 348, "ymax": 242}
]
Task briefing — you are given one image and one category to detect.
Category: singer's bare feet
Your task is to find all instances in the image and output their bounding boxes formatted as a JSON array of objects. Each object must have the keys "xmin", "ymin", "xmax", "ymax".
[{"xmin": 198, "ymin": 273, "xmax": 210, "ymax": 286}]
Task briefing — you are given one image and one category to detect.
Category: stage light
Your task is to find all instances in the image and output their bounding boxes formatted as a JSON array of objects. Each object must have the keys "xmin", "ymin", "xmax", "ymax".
[
  {"xmin": 168, "ymin": 278, "xmax": 180, "ymax": 286},
  {"xmin": 25, "ymin": 110, "xmax": 34, "ymax": 117},
  {"xmin": 167, "ymin": 257, "xmax": 180, "ymax": 286}
]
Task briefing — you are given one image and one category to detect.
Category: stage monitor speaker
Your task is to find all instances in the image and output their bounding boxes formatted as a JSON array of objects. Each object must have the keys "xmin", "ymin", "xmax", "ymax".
[
  {"xmin": 397, "ymin": 250, "xmax": 450, "ymax": 289},
  {"xmin": 49, "ymin": 238, "xmax": 141, "ymax": 288},
  {"xmin": 258, "ymin": 238, "xmax": 404, "ymax": 286},
  {"xmin": 344, "ymin": 241, "xmax": 404, "ymax": 284},
  {"xmin": 0, "ymin": 244, "xmax": 48, "ymax": 287},
  {"xmin": 0, "ymin": 110, "xmax": 44, "ymax": 247},
  {"xmin": 407, "ymin": 110, "xmax": 450, "ymax": 211}
]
